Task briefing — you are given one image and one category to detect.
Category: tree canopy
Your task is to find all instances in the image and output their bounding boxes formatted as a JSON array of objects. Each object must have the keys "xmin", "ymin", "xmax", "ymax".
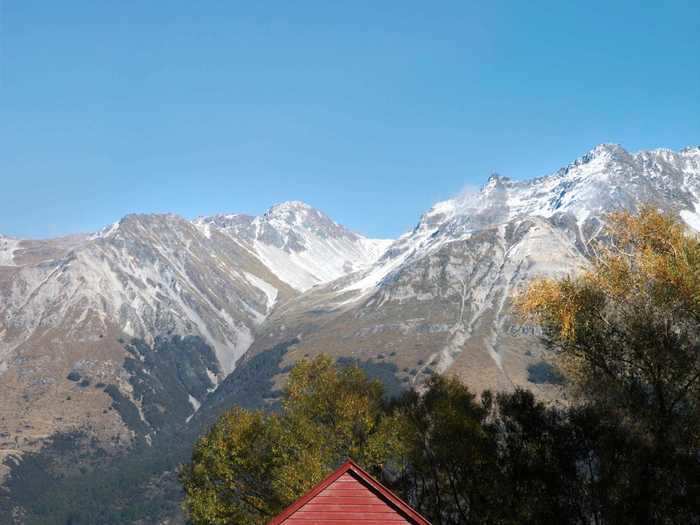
[{"xmin": 180, "ymin": 355, "xmax": 401, "ymax": 525}]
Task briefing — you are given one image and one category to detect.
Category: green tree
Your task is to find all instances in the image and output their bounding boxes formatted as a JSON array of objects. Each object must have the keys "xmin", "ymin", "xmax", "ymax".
[
  {"xmin": 391, "ymin": 377, "xmax": 589, "ymax": 525},
  {"xmin": 493, "ymin": 389, "xmax": 588, "ymax": 525},
  {"xmin": 389, "ymin": 376, "xmax": 499, "ymax": 524},
  {"xmin": 180, "ymin": 355, "xmax": 401, "ymax": 525}
]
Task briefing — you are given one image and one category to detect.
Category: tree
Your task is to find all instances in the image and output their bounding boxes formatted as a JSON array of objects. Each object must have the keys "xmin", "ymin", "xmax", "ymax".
[
  {"xmin": 180, "ymin": 355, "xmax": 401, "ymax": 525},
  {"xmin": 493, "ymin": 388, "xmax": 589, "ymax": 525},
  {"xmin": 180, "ymin": 408, "xmax": 284, "ymax": 524},
  {"xmin": 518, "ymin": 207, "xmax": 700, "ymax": 523},
  {"xmin": 391, "ymin": 377, "xmax": 589, "ymax": 525},
  {"xmin": 389, "ymin": 376, "xmax": 499, "ymax": 525}
]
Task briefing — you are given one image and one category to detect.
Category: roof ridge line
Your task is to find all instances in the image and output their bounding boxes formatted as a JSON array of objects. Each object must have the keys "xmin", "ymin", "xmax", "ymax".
[{"xmin": 267, "ymin": 458, "xmax": 431, "ymax": 525}]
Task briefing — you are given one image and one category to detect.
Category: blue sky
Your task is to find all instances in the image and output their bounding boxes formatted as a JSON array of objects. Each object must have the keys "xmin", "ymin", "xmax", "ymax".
[{"xmin": 1, "ymin": 1, "xmax": 699, "ymax": 239}]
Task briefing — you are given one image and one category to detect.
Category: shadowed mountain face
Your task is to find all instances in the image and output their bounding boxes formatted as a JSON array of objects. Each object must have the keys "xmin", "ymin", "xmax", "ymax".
[{"xmin": 1, "ymin": 144, "xmax": 699, "ymax": 523}]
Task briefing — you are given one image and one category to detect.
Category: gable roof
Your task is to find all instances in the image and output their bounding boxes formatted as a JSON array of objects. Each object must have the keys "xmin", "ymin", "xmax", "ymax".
[{"xmin": 268, "ymin": 459, "xmax": 431, "ymax": 525}]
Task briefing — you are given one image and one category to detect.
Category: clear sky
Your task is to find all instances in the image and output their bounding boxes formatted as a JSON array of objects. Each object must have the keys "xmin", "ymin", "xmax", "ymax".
[{"xmin": 1, "ymin": 1, "xmax": 699, "ymax": 239}]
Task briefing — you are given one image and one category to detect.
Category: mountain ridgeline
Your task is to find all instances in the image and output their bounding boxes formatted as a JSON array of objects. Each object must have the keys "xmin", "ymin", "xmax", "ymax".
[{"xmin": 1, "ymin": 144, "xmax": 699, "ymax": 523}]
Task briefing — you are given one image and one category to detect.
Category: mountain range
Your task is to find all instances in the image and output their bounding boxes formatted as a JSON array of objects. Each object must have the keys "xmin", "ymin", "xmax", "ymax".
[{"xmin": 1, "ymin": 143, "xmax": 699, "ymax": 523}]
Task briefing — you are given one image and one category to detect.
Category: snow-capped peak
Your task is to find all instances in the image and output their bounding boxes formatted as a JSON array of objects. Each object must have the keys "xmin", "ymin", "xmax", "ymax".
[
  {"xmin": 93, "ymin": 213, "xmax": 189, "ymax": 241},
  {"xmin": 681, "ymin": 145, "xmax": 700, "ymax": 157},
  {"xmin": 93, "ymin": 221, "xmax": 121, "ymax": 239},
  {"xmin": 259, "ymin": 201, "xmax": 358, "ymax": 241},
  {"xmin": 265, "ymin": 200, "xmax": 315, "ymax": 216},
  {"xmin": 342, "ymin": 143, "xmax": 700, "ymax": 295},
  {"xmin": 196, "ymin": 202, "xmax": 390, "ymax": 291},
  {"xmin": 433, "ymin": 143, "xmax": 700, "ymax": 230},
  {"xmin": 588, "ymin": 142, "xmax": 627, "ymax": 157}
]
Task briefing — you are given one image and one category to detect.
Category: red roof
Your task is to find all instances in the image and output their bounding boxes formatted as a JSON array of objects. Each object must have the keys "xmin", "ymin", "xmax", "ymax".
[{"xmin": 268, "ymin": 459, "xmax": 431, "ymax": 525}]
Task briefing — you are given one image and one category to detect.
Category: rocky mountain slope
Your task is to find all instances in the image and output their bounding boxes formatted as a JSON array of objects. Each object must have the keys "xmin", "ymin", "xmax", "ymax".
[
  {"xmin": 1, "ymin": 143, "xmax": 699, "ymax": 523},
  {"xmin": 239, "ymin": 144, "xmax": 700, "ymax": 398},
  {"xmin": 0, "ymin": 204, "xmax": 387, "ymax": 484}
]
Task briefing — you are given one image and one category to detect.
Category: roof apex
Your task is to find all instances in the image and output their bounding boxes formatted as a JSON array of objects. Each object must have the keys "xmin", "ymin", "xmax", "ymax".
[{"xmin": 268, "ymin": 458, "xmax": 431, "ymax": 525}]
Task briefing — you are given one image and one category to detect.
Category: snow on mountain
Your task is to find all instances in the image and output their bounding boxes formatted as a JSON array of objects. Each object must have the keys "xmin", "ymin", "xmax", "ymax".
[
  {"xmin": 2, "ymin": 144, "xmax": 699, "ymax": 475},
  {"xmin": 0, "ymin": 214, "xmax": 294, "ymax": 376},
  {"xmin": 0, "ymin": 202, "xmax": 385, "ymax": 474},
  {"xmin": 242, "ymin": 144, "xmax": 700, "ymax": 399},
  {"xmin": 0, "ymin": 236, "xmax": 19, "ymax": 266},
  {"xmin": 0, "ymin": 202, "xmax": 388, "ymax": 382},
  {"xmin": 195, "ymin": 201, "xmax": 391, "ymax": 291},
  {"xmin": 341, "ymin": 144, "xmax": 700, "ymax": 295},
  {"xmin": 2, "ymin": 146, "xmax": 697, "ymax": 385},
  {"xmin": 418, "ymin": 144, "xmax": 700, "ymax": 227}
]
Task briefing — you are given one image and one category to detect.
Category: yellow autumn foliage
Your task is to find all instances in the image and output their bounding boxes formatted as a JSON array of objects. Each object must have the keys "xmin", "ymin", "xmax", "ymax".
[{"xmin": 517, "ymin": 206, "xmax": 700, "ymax": 408}]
